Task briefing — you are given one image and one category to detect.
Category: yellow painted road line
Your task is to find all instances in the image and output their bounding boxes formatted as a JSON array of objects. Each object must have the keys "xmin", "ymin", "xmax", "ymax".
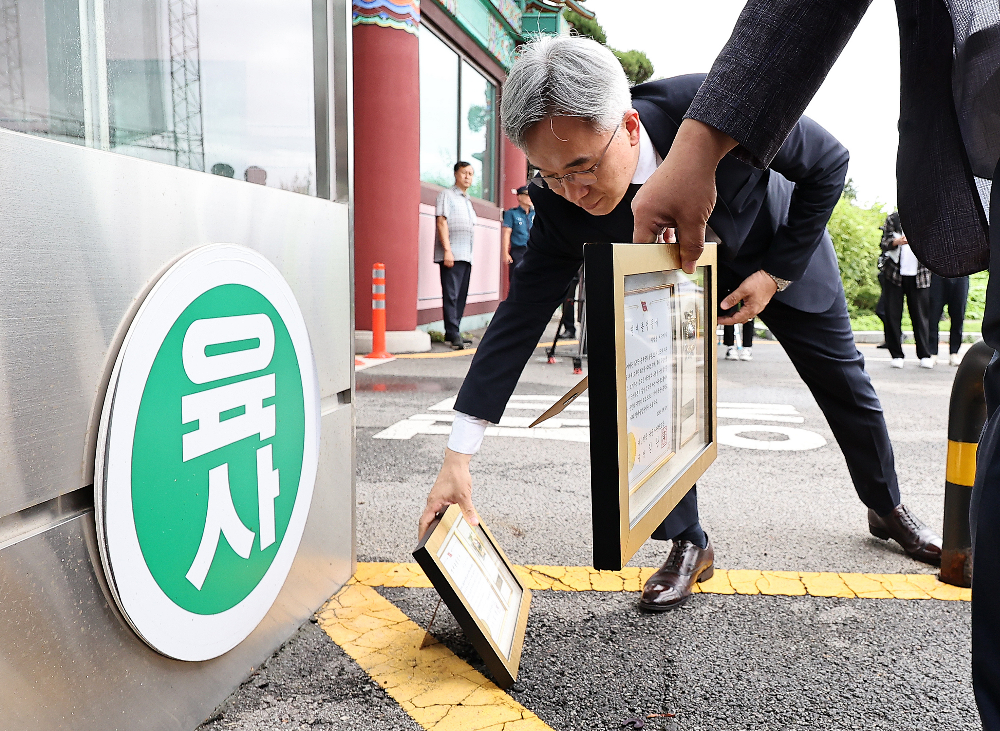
[
  {"xmin": 353, "ymin": 562, "xmax": 971, "ymax": 602},
  {"xmin": 395, "ymin": 341, "xmax": 579, "ymax": 360},
  {"xmin": 317, "ymin": 583, "xmax": 553, "ymax": 731}
]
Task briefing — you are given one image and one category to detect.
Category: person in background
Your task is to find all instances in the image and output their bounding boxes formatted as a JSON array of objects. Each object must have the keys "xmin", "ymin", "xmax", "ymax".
[
  {"xmin": 502, "ymin": 185, "xmax": 534, "ymax": 281},
  {"xmin": 723, "ymin": 320, "xmax": 755, "ymax": 361},
  {"xmin": 880, "ymin": 211, "xmax": 933, "ymax": 369},
  {"xmin": 930, "ymin": 273, "xmax": 971, "ymax": 366},
  {"xmin": 435, "ymin": 162, "xmax": 477, "ymax": 350}
]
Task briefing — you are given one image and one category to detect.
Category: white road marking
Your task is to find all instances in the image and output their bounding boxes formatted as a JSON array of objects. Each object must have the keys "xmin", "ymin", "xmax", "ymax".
[
  {"xmin": 717, "ymin": 402, "xmax": 804, "ymax": 423},
  {"xmin": 373, "ymin": 396, "xmax": 591, "ymax": 442},
  {"xmin": 718, "ymin": 424, "xmax": 827, "ymax": 451},
  {"xmin": 373, "ymin": 396, "xmax": 825, "ymax": 450}
]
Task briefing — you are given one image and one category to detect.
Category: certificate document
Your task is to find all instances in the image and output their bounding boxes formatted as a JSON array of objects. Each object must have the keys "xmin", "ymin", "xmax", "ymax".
[
  {"xmin": 621, "ymin": 270, "xmax": 709, "ymax": 526},
  {"xmin": 437, "ymin": 517, "xmax": 522, "ymax": 658},
  {"xmin": 623, "ymin": 285, "xmax": 674, "ymax": 493}
]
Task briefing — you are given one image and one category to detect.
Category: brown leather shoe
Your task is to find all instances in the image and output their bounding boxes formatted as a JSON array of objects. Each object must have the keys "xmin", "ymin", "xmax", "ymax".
[
  {"xmin": 868, "ymin": 504, "xmax": 942, "ymax": 566},
  {"xmin": 638, "ymin": 539, "xmax": 715, "ymax": 612}
]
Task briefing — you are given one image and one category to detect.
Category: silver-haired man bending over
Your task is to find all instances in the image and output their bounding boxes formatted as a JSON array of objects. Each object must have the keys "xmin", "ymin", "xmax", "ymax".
[{"xmin": 419, "ymin": 36, "xmax": 941, "ymax": 612}]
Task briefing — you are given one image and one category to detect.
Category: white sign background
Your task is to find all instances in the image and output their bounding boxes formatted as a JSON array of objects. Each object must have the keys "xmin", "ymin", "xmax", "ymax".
[{"xmin": 95, "ymin": 244, "xmax": 321, "ymax": 661}]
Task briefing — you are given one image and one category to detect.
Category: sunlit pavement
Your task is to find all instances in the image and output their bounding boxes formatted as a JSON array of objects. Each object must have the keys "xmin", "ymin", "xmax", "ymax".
[{"xmin": 200, "ymin": 328, "xmax": 977, "ymax": 731}]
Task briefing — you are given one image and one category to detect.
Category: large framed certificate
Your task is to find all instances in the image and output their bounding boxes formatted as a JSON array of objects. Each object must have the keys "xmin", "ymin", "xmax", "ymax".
[
  {"xmin": 584, "ymin": 243, "xmax": 717, "ymax": 570},
  {"xmin": 413, "ymin": 504, "xmax": 531, "ymax": 688}
]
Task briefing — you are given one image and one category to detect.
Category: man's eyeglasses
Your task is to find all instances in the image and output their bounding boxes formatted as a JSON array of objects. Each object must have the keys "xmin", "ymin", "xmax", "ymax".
[{"xmin": 530, "ymin": 122, "xmax": 621, "ymax": 191}]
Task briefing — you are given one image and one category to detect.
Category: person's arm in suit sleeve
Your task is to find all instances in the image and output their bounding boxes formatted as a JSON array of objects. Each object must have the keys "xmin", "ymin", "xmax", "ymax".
[
  {"xmin": 758, "ymin": 115, "xmax": 850, "ymax": 282},
  {"xmin": 419, "ymin": 206, "xmax": 582, "ymax": 537},
  {"xmin": 685, "ymin": 0, "xmax": 871, "ymax": 169},
  {"xmin": 632, "ymin": 0, "xmax": 871, "ymax": 272}
]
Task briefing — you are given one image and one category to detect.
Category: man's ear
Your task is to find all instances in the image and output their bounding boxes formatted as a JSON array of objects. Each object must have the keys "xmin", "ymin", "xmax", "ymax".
[{"xmin": 624, "ymin": 109, "xmax": 642, "ymax": 146}]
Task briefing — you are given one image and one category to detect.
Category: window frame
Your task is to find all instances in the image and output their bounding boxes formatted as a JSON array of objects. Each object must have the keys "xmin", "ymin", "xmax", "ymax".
[{"xmin": 419, "ymin": 21, "xmax": 500, "ymax": 206}]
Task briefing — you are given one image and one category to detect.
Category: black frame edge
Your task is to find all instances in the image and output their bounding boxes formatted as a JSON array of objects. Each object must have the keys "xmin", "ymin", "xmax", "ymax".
[{"xmin": 584, "ymin": 243, "xmax": 624, "ymax": 570}]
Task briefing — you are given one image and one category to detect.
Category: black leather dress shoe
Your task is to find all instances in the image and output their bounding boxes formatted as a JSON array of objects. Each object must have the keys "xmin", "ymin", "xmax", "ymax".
[
  {"xmin": 638, "ymin": 539, "xmax": 714, "ymax": 612},
  {"xmin": 868, "ymin": 504, "xmax": 943, "ymax": 566}
]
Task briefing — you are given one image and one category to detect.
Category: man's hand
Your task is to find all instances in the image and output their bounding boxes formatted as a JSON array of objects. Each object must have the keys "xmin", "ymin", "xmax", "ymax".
[
  {"xmin": 896, "ymin": 235, "xmax": 908, "ymax": 247},
  {"xmin": 632, "ymin": 119, "xmax": 737, "ymax": 273},
  {"xmin": 443, "ymin": 250, "xmax": 455, "ymax": 268},
  {"xmin": 718, "ymin": 270, "xmax": 778, "ymax": 325},
  {"xmin": 418, "ymin": 448, "xmax": 479, "ymax": 540},
  {"xmin": 505, "ymin": 251, "xmax": 514, "ymax": 264}
]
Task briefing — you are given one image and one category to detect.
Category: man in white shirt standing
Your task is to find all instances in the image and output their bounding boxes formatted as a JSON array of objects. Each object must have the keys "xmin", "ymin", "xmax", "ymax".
[
  {"xmin": 435, "ymin": 162, "xmax": 478, "ymax": 349},
  {"xmin": 880, "ymin": 211, "xmax": 934, "ymax": 368}
]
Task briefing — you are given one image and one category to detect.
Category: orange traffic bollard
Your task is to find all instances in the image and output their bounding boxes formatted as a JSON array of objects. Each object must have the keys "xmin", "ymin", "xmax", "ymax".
[{"xmin": 366, "ymin": 262, "xmax": 393, "ymax": 359}]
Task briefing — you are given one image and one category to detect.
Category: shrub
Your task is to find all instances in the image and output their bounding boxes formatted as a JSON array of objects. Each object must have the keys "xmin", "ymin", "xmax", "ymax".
[{"xmin": 826, "ymin": 189, "xmax": 887, "ymax": 317}]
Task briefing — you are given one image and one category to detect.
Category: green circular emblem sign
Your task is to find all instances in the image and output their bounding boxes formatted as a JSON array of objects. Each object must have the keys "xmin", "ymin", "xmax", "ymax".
[{"xmin": 96, "ymin": 245, "xmax": 321, "ymax": 661}]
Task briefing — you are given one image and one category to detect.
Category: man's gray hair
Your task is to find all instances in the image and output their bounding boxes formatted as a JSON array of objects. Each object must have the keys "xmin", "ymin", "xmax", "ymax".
[{"xmin": 501, "ymin": 36, "xmax": 632, "ymax": 150}]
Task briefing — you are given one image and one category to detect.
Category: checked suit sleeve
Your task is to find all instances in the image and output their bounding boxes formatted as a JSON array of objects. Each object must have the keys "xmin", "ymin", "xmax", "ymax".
[
  {"xmin": 453, "ymin": 208, "xmax": 582, "ymax": 425},
  {"xmin": 685, "ymin": 0, "xmax": 871, "ymax": 169}
]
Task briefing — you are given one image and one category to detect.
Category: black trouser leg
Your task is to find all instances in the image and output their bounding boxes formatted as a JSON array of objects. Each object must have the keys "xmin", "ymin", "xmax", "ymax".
[
  {"xmin": 560, "ymin": 275, "xmax": 578, "ymax": 334},
  {"xmin": 723, "ymin": 325, "xmax": 735, "ymax": 346},
  {"xmin": 972, "ymin": 157, "xmax": 1000, "ymax": 731},
  {"xmin": 875, "ymin": 271, "xmax": 888, "ymax": 325},
  {"xmin": 743, "ymin": 320, "xmax": 754, "ymax": 348},
  {"xmin": 650, "ymin": 487, "xmax": 702, "ymax": 542},
  {"xmin": 883, "ymin": 281, "xmax": 906, "ymax": 359},
  {"xmin": 948, "ymin": 276, "xmax": 970, "ymax": 354},
  {"xmin": 508, "ymin": 246, "xmax": 525, "ymax": 286},
  {"xmin": 758, "ymin": 293, "xmax": 901, "ymax": 515},
  {"xmin": 902, "ymin": 275, "xmax": 932, "ymax": 359},
  {"xmin": 439, "ymin": 261, "xmax": 472, "ymax": 342},
  {"xmin": 930, "ymin": 275, "xmax": 946, "ymax": 357}
]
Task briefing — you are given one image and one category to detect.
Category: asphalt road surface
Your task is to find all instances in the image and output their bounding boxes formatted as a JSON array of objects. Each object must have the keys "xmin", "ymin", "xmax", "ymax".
[{"xmin": 200, "ymin": 326, "xmax": 977, "ymax": 731}]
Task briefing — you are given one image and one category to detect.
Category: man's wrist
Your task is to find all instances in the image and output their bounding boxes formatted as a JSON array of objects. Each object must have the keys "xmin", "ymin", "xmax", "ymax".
[
  {"xmin": 444, "ymin": 447, "xmax": 472, "ymax": 465},
  {"xmin": 675, "ymin": 119, "xmax": 739, "ymax": 166},
  {"xmin": 764, "ymin": 271, "xmax": 792, "ymax": 292}
]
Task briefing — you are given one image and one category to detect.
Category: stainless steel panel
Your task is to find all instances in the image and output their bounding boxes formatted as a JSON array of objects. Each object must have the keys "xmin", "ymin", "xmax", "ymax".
[
  {"xmin": 0, "ymin": 128, "xmax": 351, "ymax": 518},
  {"xmin": 0, "ymin": 404, "xmax": 353, "ymax": 731}
]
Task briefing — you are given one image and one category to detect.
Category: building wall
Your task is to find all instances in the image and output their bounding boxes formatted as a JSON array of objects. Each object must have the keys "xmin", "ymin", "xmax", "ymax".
[{"xmin": 352, "ymin": 0, "xmax": 539, "ymax": 338}]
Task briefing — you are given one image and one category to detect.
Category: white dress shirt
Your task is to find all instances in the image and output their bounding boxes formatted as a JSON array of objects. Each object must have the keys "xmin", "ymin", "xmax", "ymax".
[{"xmin": 447, "ymin": 122, "xmax": 660, "ymax": 455}]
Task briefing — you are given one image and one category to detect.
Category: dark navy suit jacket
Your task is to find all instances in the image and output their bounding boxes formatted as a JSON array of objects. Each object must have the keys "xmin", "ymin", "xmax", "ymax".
[{"xmin": 454, "ymin": 74, "xmax": 849, "ymax": 424}]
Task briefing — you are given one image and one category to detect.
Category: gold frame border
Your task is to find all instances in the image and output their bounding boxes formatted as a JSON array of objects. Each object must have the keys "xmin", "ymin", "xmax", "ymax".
[
  {"xmin": 418, "ymin": 504, "xmax": 532, "ymax": 685},
  {"xmin": 611, "ymin": 244, "xmax": 718, "ymax": 567}
]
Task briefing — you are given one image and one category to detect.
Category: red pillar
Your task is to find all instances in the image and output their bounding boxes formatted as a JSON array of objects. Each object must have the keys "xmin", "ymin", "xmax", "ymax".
[
  {"xmin": 353, "ymin": 23, "xmax": 421, "ymax": 332},
  {"xmin": 500, "ymin": 135, "xmax": 527, "ymax": 298}
]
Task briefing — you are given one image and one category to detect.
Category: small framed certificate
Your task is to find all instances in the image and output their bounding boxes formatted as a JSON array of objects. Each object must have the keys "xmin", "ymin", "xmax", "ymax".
[
  {"xmin": 584, "ymin": 243, "xmax": 718, "ymax": 570},
  {"xmin": 413, "ymin": 504, "xmax": 531, "ymax": 688}
]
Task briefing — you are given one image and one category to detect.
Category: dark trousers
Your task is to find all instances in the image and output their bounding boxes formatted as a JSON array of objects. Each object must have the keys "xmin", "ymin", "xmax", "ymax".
[
  {"xmin": 723, "ymin": 320, "xmax": 754, "ymax": 348},
  {"xmin": 439, "ymin": 261, "xmax": 472, "ymax": 342},
  {"xmin": 652, "ymin": 290, "xmax": 901, "ymax": 542},
  {"xmin": 875, "ymin": 270, "xmax": 888, "ymax": 326},
  {"xmin": 508, "ymin": 246, "xmax": 526, "ymax": 284},
  {"xmin": 930, "ymin": 274, "xmax": 970, "ymax": 355},
  {"xmin": 883, "ymin": 276, "xmax": 932, "ymax": 359},
  {"xmin": 560, "ymin": 274, "xmax": 579, "ymax": 335},
  {"xmin": 971, "ymin": 157, "xmax": 1000, "ymax": 730}
]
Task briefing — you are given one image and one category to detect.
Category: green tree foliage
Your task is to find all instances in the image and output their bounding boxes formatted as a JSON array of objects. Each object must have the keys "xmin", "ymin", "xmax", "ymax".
[
  {"xmin": 562, "ymin": 10, "xmax": 606, "ymax": 44},
  {"xmin": 562, "ymin": 10, "xmax": 654, "ymax": 85},
  {"xmin": 613, "ymin": 49, "xmax": 654, "ymax": 85},
  {"xmin": 827, "ymin": 182, "xmax": 887, "ymax": 316}
]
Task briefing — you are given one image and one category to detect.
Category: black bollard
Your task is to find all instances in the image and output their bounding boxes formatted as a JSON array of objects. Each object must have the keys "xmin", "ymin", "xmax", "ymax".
[{"xmin": 940, "ymin": 340, "xmax": 993, "ymax": 587}]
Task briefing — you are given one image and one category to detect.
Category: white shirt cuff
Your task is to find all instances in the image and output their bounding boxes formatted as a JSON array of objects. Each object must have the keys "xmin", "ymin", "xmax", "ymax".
[{"xmin": 448, "ymin": 412, "xmax": 489, "ymax": 454}]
